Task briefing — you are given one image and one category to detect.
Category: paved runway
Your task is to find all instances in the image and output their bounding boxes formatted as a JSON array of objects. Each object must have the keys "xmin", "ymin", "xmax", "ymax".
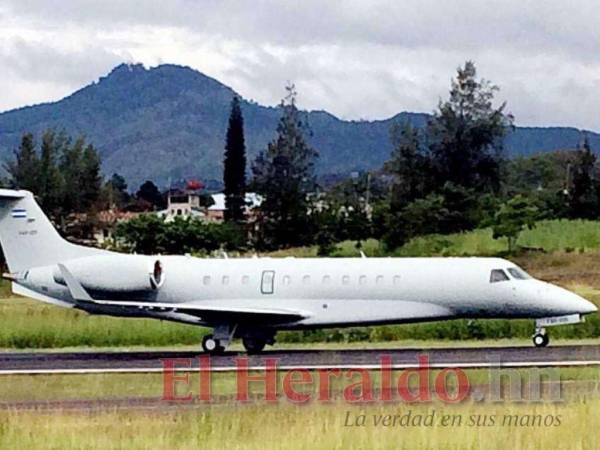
[{"xmin": 1, "ymin": 345, "xmax": 599, "ymax": 374}]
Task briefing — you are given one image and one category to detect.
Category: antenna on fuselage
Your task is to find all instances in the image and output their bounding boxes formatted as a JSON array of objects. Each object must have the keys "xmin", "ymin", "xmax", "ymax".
[
  {"xmin": 221, "ymin": 251, "xmax": 229, "ymax": 259},
  {"xmin": 360, "ymin": 251, "xmax": 367, "ymax": 258}
]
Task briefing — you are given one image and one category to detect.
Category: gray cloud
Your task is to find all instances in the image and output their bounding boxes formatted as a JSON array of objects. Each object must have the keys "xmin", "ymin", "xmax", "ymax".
[
  {"xmin": 0, "ymin": 37, "xmax": 125, "ymax": 85},
  {"xmin": 0, "ymin": 1, "xmax": 598, "ymax": 129}
]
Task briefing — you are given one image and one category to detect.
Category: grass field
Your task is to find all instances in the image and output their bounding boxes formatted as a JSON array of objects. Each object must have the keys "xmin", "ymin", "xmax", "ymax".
[
  {"xmin": 266, "ymin": 220, "xmax": 600, "ymax": 258},
  {"xmin": 0, "ymin": 367, "xmax": 599, "ymax": 449},
  {"xmin": 1, "ymin": 366, "xmax": 599, "ymax": 402},
  {"xmin": 0, "ymin": 399, "xmax": 598, "ymax": 449}
]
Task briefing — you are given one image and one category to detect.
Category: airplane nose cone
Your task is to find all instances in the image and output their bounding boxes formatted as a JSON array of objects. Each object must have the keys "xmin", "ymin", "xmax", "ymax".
[
  {"xmin": 577, "ymin": 297, "xmax": 598, "ymax": 315},
  {"xmin": 555, "ymin": 286, "xmax": 597, "ymax": 315},
  {"xmin": 536, "ymin": 282, "xmax": 598, "ymax": 316}
]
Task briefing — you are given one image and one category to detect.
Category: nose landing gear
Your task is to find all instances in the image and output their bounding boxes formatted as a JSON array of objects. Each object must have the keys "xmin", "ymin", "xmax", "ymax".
[
  {"xmin": 202, "ymin": 334, "xmax": 225, "ymax": 354},
  {"xmin": 532, "ymin": 327, "xmax": 549, "ymax": 348}
]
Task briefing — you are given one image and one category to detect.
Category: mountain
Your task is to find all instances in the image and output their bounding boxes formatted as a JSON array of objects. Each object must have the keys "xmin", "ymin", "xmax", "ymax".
[{"xmin": 0, "ymin": 63, "xmax": 598, "ymax": 188}]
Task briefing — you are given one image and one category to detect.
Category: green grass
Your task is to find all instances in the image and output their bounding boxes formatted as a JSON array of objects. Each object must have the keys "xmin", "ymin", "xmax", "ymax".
[
  {"xmin": 0, "ymin": 296, "xmax": 205, "ymax": 348},
  {"xmin": 266, "ymin": 219, "xmax": 600, "ymax": 258},
  {"xmin": 0, "ymin": 367, "xmax": 598, "ymax": 403},
  {"xmin": 0, "ymin": 399, "xmax": 598, "ymax": 449},
  {"xmin": 394, "ymin": 219, "xmax": 600, "ymax": 257}
]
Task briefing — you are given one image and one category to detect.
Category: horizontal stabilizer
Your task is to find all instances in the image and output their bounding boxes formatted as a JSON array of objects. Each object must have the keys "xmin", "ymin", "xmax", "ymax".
[
  {"xmin": 0, "ymin": 189, "xmax": 26, "ymax": 199},
  {"xmin": 58, "ymin": 264, "xmax": 93, "ymax": 302}
]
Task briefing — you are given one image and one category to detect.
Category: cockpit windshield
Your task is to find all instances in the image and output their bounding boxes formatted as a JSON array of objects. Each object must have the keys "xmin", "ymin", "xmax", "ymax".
[
  {"xmin": 490, "ymin": 269, "xmax": 509, "ymax": 283},
  {"xmin": 507, "ymin": 267, "xmax": 531, "ymax": 280}
]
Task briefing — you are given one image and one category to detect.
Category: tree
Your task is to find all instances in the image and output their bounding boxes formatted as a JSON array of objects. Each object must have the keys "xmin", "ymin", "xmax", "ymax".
[
  {"xmin": 80, "ymin": 144, "xmax": 102, "ymax": 211},
  {"xmin": 114, "ymin": 214, "xmax": 245, "ymax": 254},
  {"xmin": 223, "ymin": 95, "xmax": 247, "ymax": 223},
  {"xmin": 428, "ymin": 61, "xmax": 513, "ymax": 194},
  {"xmin": 105, "ymin": 173, "xmax": 130, "ymax": 208},
  {"xmin": 37, "ymin": 130, "xmax": 63, "ymax": 214},
  {"xmin": 136, "ymin": 180, "xmax": 164, "ymax": 210},
  {"xmin": 568, "ymin": 134, "xmax": 598, "ymax": 219},
  {"xmin": 382, "ymin": 194, "xmax": 449, "ymax": 250},
  {"xmin": 59, "ymin": 136, "xmax": 85, "ymax": 212},
  {"xmin": 251, "ymin": 84, "xmax": 318, "ymax": 249},
  {"xmin": 385, "ymin": 123, "xmax": 433, "ymax": 209},
  {"xmin": 491, "ymin": 195, "xmax": 539, "ymax": 253},
  {"xmin": 381, "ymin": 61, "xmax": 514, "ymax": 249},
  {"xmin": 5, "ymin": 133, "xmax": 39, "ymax": 192}
]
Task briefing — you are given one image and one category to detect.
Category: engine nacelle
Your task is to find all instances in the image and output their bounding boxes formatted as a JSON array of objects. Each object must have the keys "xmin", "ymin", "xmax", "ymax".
[{"xmin": 52, "ymin": 254, "xmax": 163, "ymax": 292}]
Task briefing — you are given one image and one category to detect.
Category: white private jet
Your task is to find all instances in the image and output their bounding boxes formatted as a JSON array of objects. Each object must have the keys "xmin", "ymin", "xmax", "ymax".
[{"xmin": 0, "ymin": 189, "xmax": 596, "ymax": 353}]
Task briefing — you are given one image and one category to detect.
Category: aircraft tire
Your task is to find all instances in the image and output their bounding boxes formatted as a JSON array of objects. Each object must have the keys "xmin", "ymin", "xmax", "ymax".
[
  {"xmin": 242, "ymin": 336, "xmax": 267, "ymax": 354},
  {"xmin": 202, "ymin": 334, "xmax": 225, "ymax": 354},
  {"xmin": 533, "ymin": 333, "xmax": 549, "ymax": 348}
]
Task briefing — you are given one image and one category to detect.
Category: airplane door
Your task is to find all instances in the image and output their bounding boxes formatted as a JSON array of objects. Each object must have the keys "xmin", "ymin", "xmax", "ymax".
[{"xmin": 261, "ymin": 270, "xmax": 275, "ymax": 294}]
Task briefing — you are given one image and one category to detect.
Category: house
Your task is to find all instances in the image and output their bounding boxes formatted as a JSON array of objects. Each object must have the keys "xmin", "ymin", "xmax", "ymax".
[
  {"xmin": 65, "ymin": 210, "xmax": 141, "ymax": 246},
  {"xmin": 206, "ymin": 192, "xmax": 263, "ymax": 222},
  {"xmin": 157, "ymin": 189, "xmax": 207, "ymax": 222},
  {"xmin": 156, "ymin": 188, "xmax": 263, "ymax": 223},
  {"xmin": 94, "ymin": 210, "xmax": 141, "ymax": 244}
]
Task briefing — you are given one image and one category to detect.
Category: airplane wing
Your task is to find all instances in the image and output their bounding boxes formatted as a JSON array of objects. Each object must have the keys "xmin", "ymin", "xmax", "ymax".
[
  {"xmin": 58, "ymin": 263, "xmax": 307, "ymax": 324},
  {"xmin": 90, "ymin": 299, "xmax": 308, "ymax": 323}
]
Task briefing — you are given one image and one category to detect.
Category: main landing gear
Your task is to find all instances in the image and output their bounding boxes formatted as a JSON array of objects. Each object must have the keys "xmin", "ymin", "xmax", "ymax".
[
  {"xmin": 242, "ymin": 336, "xmax": 267, "ymax": 354},
  {"xmin": 532, "ymin": 327, "xmax": 549, "ymax": 348},
  {"xmin": 201, "ymin": 325, "xmax": 275, "ymax": 355}
]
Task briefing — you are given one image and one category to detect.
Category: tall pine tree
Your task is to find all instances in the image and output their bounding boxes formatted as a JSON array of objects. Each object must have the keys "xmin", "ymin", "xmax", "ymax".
[
  {"xmin": 252, "ymin": 84, "xmax": 318, "ymax": 249},
  {"xmin": 428, "ymin": 61, "xmax": 513, "ymax": 193},
  {"xmin": 6, "ymin": 133, "xmax": 39, "ymax": 192},
  {"xmin": 568, "ymin": 133, "xmax": 598, "ymax": 218},
  {"xmin": 60, "ymin": 137, "xmax": 85, "ymax": 212},
  {"xmin": 38, "ymin": 130, "xmax": 63, "ymax": 214},
  {"xmin": 223, "ymin": 95, "xmax": 247, "ymax": 222},
  {"xmin": 81, "ymin": 144, "xmax": 102, "ymax": 211}
]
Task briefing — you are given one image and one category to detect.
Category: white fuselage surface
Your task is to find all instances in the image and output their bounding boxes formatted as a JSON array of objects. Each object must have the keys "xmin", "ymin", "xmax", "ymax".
[{"xmin": 17, "ymin": 253, "xmax": 596, "ymax": 329}]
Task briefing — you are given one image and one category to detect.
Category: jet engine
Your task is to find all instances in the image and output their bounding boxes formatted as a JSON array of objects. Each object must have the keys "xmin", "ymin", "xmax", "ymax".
[{"xmin": 52, "ymin": 254, "xmax": 164, "ymax": 292}]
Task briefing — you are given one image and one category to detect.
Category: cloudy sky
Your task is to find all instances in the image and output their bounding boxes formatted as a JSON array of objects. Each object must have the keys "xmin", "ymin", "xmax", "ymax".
[{"xmin": 0, "ymin": 0, "xmax": 599, "ymax": 130}]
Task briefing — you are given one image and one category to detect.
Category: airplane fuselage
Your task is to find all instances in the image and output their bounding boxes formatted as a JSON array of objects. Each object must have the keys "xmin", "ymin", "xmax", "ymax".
[
  {"xmin": 14, "ymin": 253, "xmax": 596, "ymax": 329},
  {"xmin": 0, "ymin": 189, "xmax": 596, "ymax": 353}
]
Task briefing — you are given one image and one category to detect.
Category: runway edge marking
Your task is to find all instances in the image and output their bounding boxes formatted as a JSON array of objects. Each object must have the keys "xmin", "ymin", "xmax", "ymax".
[{"xmin": 1, "ymin": 360, "xmax": 600, "ymax": 375}]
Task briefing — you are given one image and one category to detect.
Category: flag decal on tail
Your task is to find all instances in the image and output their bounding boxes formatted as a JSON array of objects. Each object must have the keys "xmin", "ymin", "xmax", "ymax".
[{"xmin": 11, "ymin": 209, "xmax": 27, "ymax": 219}]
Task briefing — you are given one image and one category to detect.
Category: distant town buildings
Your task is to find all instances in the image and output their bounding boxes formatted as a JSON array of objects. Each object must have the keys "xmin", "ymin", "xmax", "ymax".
[
  {"xmin": 206, "ymin": 192, "xmax": 263, "ymax": 222},
  {"xmin": 157, "ymin": 189, "xmax": 263, "ymax": 223},
  {"xmin": 158, "ymin": 189, "xmax": 207, "ymax": 222},
  {"xmin": 85, "ymin": 185, "xmax": 263, "ymax": 246}
]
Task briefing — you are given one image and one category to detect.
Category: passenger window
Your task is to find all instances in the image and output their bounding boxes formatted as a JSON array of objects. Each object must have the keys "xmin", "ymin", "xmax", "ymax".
[
  {"xmin": 359, "ymin": 275, "xmax": 367, "ymax": 285},
  {"xmin": 322, "ymin": 275, "xmax": 331, "ymax": 284},
  {"xmin": 302, "ymin": 275, "xmax": 311, "ymax": 285},
  {"xmin": 507, "ymin": 267, "xmax": 531, "ymax": 280},
  {"xmin": 342, "ymin": 275, "xmax": 350, "ymax": 285},
  {"xmin": 241, "ymin": 275, "xmax": 249, "ymax": 285},
  {"xmin": 203, "ymin": 276, "xmax": 211, "ymax": 285},
  {"xmin": 393, "ymin": 275, "xmax": 401, "ymax": 286},
  {"xmin": 376, "ymin": 275, "xmax": 384, "ymax": 285},
  {"xmin": 282, "ymin": 275, "xmax": 291, "ymax": 285},
  {"xmin": 222, "ymin": 275, "xmax": 229, "ymax": 285},
  {"xmin": 490, "ymin": 269, "xmax": 509, "ymax": 283}
]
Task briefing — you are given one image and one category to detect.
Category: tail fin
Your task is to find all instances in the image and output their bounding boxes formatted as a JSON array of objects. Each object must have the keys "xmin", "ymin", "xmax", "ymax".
[{"xmin": 0, "ymin": 189, "xmax": 105, "ymax": 272}]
